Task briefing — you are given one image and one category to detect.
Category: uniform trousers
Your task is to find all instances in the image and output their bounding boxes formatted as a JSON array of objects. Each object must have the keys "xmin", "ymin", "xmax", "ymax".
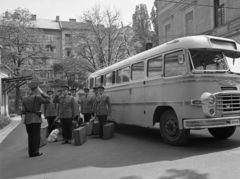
[
  {"xmin": 97, "ymin": 115, "xmax": 107, "ymax": 137},
  {"xmin": 46, "ymin": 116, "xmax": 56, "ymax": 135},
  {"xmin": 25, "ymin": 123, "xmax": 41, "ymax": 157},
  {"xmin": 83, "ymin": 113, "xmax": 92, "ymax": 123},
  {"xmin": 60, "ymin": 118, "xmax": 73, "ymax": 140}
]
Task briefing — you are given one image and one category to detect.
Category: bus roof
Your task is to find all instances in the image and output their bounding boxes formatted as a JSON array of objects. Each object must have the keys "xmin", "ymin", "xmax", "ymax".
[{"xmin": 88, "ymin": 35, "xmax": 240, "ymax": 78}]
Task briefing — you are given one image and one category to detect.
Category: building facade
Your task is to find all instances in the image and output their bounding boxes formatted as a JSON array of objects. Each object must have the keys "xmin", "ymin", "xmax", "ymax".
[{"xmin": 157, "ymin": 0, "xmax": 240, "ymax": 44}]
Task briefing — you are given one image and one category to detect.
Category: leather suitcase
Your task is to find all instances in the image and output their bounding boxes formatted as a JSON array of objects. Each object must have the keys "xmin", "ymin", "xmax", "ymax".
[
  {"xmin": 93, "ymin": 121, "xmax": 100, "ymax": 135},
  {"xmin": 40, "ymin": 126, "xmax": 47, "ymax": 147},
  {"xmin": 103, "ymin": 123, "xmax": 114, "ymax": 139},
  {"xmin": 86, "ymin": 121, "xmax": 93, "ymax": 136},
  {"xmin": 73, "ymin": 126, "xmax": 87, "ymax": 146}
]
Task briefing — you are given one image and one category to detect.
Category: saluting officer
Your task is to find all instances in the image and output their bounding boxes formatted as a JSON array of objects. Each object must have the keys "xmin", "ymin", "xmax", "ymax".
[
  {"xmin": 53, "ymin": 85, "xmax": 76, "ymax": 144},
  {"xmin": 95, "ymin": 85, "xmax": 111, "ymax": 138},
  {"xmin": 21, "ymin": 82, "xmax": 51, "ymax": 157},
  {"xmin": 81, "ymin": 87, "xmax": 92, "ymax": 123}
]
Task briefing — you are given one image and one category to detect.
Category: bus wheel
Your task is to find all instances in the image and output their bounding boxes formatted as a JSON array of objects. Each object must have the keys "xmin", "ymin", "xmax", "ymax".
[
  {"xmin": 160, "ymin": 110, "xmax": 189, "ymax": 146},
  {"xmin": 208, "ymin": 126, "xmax": 236, "ymax": 139}
]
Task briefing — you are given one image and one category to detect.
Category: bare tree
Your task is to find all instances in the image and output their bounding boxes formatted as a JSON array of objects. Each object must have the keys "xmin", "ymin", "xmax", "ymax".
[
  {"xmin": 0, "ymin": 8, "xmax": 48, "ymax": 111},
  {"xmin": 70, "ymin": 5, "xmax": 141, "ymax": 73}
]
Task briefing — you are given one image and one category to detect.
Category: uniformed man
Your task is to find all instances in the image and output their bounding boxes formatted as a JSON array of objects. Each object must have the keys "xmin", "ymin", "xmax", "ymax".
[
  {"xmin": 53, "ymin": 85, "xmax": 76, "ymax": 144},
  {"xmin": 42, "ymin": 90, "xmax": 57, "ymax": 135},
  {"xmin": 70, "ymin": 88, "xmax": 81, "ymax": 125},
  {"xmin": 95, "ymin": 85, "xmax": 111, "ymax": 138},
  {"xmin": 91, "ymin": 87, "xmax": 98, "ymax": 118},
  {"xmin": 81, "ymin": 87, "xmax": 92, "ymax": 123},
  {"xmin": 21, "ymin": 81, "xmax": 51, "ymax": 157}
]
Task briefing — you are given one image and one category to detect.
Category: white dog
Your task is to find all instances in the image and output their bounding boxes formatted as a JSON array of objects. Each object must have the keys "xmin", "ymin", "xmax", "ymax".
[{"xmin": 47, "ymin": 129, "xmax": 59, "ymax": 142}]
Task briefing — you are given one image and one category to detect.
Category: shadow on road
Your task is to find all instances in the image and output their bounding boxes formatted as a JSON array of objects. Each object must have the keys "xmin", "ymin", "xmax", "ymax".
[
  {"xmin": 0, "ymin": 123, "xmax": 239, "ymax": 179},
  {"xmin": 158, "ymin": 169, "xmax": 209, "ymax": 179}
]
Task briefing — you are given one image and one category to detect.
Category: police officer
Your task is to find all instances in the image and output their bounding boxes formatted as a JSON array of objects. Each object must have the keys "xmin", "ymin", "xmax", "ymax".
[
  {"xmin": 53, "ymin": 85, "xmax": 76, "ymax": 144},
  {"xmin": 91, "ymin": 87, "xmax": 98, "ymax": 118},
  {"xmin": 43, "ymin": 90, "xmax": 57, "ymax": 135},
  {"xmin": 70, "ymin": 88, "xmax": 81, "ymax": 126},
  {"xmin": 95, "ymin": 85, "xmax": 111, "ymax": 138},
  {"xmin": 81, "ymin": 87, "xmax": 93, "ymax": 123},
  {"xmin": 21, "ymin": 82, "xmax": 51, "ymax": 157}
]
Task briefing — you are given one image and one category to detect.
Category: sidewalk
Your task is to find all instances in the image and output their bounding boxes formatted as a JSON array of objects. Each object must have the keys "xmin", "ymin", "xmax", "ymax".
[{"xmin": 0, "ymin": 115, "xmax": 21, "ymax": 144}]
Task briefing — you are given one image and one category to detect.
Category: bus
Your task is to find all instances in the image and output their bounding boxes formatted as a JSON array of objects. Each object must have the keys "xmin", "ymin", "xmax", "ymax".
[{"xmin": 87, "ymin": 35, "xmax": 240, "ymax": 146}]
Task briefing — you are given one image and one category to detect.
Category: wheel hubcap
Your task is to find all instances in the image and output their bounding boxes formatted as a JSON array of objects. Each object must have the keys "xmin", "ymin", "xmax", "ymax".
[{"xmin": 165, "ymin": 118, "xmax": 178, "ymax": 137}]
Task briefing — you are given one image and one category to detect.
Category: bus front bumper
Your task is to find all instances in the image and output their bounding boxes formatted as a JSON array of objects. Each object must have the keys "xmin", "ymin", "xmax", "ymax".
[{"xmin": 183, "ymin": 116, "xmax": 240, "ymax": 129}]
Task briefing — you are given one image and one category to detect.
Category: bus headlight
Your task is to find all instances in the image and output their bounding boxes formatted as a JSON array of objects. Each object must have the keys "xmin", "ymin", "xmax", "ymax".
[{"xmin": 201, "ymin": 92, "xmax": 216, "ymax": 117}]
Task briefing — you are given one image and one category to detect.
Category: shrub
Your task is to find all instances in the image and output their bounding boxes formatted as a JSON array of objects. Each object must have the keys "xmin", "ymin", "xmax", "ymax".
[{"xmin": 0, "ymin": 115, "xmax": 12, "ymax": 130}]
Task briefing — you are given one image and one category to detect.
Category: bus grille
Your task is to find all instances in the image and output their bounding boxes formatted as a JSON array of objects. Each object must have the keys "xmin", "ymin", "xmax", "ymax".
[{"xmin": 216, "ymin": 93, "xmax": 240, "ymax": 113}]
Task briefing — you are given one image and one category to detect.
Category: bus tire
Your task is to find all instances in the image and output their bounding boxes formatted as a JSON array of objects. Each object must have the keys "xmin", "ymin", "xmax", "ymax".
[
  {"xmin": 208, "ymin": 126, "xmax": 236, "ymax": 139},
  {"xmin": 160, "ymin": 110, "xmax": 190, "ymax": 146}
]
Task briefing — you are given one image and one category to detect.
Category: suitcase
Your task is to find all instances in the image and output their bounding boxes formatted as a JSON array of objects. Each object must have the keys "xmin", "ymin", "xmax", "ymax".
[
  {"xmin": 93, "ymin": 121, "xmax": 100, "ymax": 135},
  {"xmin": 86, "ymin": 121, "xmax": 93, "ymax": 136},
  {"xmin": 103, "ymin": 123, "xmax": 114, "ymax": 139},
  {"xmin": 40, "ymin": 126, "xmax": 47, "ymax": 147},
  {"xmin": 73, "ymin": 126, "xmax": 87, "ymax": 146}
]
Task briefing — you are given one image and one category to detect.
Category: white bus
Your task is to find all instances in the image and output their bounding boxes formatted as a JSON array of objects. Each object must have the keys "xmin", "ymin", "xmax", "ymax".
[{"xmin": 87, "ymin": 35, "xmax": 240, "ymax": 146}]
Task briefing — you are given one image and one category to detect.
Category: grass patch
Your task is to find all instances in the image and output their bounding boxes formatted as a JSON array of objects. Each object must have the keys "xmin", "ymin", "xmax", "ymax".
[{"xmin": 0, "ymin": 115, "xmax": 12, "ymax": 130}]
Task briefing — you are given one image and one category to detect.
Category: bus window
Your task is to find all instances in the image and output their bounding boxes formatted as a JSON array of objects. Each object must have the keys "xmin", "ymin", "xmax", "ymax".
[
  {"xmin": 89, "ymin": 78, "xmax": 94, "ymax": 89},
  {"xmin": 116, "ymin": 66, "xmax": 130, "ymax": 84},
  {"xmin": 96, "ymin": 76, "xmax": 101, "ymax": 87},
  {"xmin": 147, "ymin": 56, "xmax": 163, "ymax": 78},
  {"xmin": 105, "ymin": 72, "xmax": 113, "ymax": 86},
  {"xmin": 164, "ymin": 51, "xmax": 186, "ymax": 77},
  {"xmin": 101, "ymin": 75, "xmax": 104, "ymax": 86},
  {"xmin": 131, "ymin": 61, "xmax": 144, "ymax": 80}
]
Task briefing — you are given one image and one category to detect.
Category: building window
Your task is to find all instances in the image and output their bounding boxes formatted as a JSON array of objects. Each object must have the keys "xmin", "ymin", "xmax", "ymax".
[
  {"xmin": 65, "ymin": 34, "xmax": 71, "ymax": 42},
  {"xmin": 45, "ymin": 34, "xmax": 55, "ymax": 42},
  {"xmin": 165, "ymin": 23, "xmax": 171, "ymax": 42},
  {"xmin": 65, "ymin": 48, "xmax": 71, "ymax": 57},
  {"xmin": 46, "ymin": 45, "xmax": 56, "ymax": 53},
  {"xmin": 164, "ymin": 50, "xmax": 186, "ymax": 77},
  {"xmin": 185, "ymin": 11, "xmax": 193, "ymax": 35},
  {"xmin": 214, "ymin": 0, "xmax": 225, "ymax": 27},
  {"xmin": 132, "ymin": 62, "xmax": 144, "ymax": 80},
  {"xmin": 147, "ymin": 56, "xmax": 163, "ymax": 78}
]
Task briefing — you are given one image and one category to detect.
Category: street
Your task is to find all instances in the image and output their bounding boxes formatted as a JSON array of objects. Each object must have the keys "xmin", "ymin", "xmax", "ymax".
[{"xmin": 1, "ymin": 118, "xmax": 240, "ymax": 179}]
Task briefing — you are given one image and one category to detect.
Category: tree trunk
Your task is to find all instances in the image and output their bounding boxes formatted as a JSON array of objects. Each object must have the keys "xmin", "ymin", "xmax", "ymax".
[{"xmin": 15, "ymin": 85, "xmax": 21, "ymax": 114}]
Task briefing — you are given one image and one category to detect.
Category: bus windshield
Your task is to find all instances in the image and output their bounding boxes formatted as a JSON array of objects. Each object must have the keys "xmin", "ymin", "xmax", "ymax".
[
  {"xmin": 189, "ymin": 49, "xmax": 228, "ymax": 73},
  {"xmin": 225, "ymin": 56, "xmax": 240, "ymax": 74}
]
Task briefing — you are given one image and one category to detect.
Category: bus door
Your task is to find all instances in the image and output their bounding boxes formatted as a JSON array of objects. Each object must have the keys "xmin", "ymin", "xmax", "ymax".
[
  {"xmin": 144, "ymin": 55, "xmax": 164, "ymax": 127},
  {"xmin": 129, "ymin": 61, "xmax": 145, "ymax": 125}
]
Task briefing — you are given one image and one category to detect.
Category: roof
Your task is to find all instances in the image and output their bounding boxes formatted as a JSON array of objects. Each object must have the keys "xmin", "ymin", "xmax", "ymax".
[
  {"xmin": 35, "ymin": 19, "xmax": 61, "ymax": 30},
  {"xmin": 60, "ymin": 21, "xmax": 88, "ymax": 29}
]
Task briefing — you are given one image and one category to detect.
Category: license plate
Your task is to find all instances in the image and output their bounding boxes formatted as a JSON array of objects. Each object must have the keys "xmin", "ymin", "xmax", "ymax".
[{"xmin": 230, "ymin": 119, "xmax": 239, "ymax": 124}]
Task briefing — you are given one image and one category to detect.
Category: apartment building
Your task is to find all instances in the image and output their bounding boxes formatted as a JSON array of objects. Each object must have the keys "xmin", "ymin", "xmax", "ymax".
[{"xmin": 157, "ymin": 0, "xmax": 240, "ymax": 44}]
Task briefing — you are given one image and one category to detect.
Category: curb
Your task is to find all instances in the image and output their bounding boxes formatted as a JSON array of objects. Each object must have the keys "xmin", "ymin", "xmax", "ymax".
[{"xmin": 0, "ymin": 116, "xmax": 21, "ymax": 144}]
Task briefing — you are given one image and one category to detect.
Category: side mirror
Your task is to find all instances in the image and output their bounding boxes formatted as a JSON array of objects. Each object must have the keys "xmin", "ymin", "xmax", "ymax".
[{"xmin": 178, "ymin": 55, "xmax": 185, "ymax": 65}]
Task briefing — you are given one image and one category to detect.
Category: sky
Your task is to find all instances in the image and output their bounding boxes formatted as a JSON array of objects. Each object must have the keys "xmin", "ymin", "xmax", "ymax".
[{"xmin": 1, "ymin": 0, "xmax": 155, "ymax": 25}]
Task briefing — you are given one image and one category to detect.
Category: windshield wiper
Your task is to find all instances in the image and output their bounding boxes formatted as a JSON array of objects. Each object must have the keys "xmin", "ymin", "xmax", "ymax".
[{"xmin": 227, "ymin": 70, "xmax": 240, "ymax": 75}]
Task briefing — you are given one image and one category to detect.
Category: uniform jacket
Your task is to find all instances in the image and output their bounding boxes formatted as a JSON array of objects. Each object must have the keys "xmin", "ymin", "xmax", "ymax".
[
  {"xmin": 73, "ymin": 96, "xmax": 80, "ymax": 115},
  {"xmin": 95, "ymin": 94, "xmax": 111, "ymax": 115},
  {"xmin": 81, "ymin": 94, "xmax": 93, "ymax": 114},
  {"xmin": 91, "ymin": 94, "xmax": 98, "ymax": 114},
  {"xmin": 43, "ymin": 102, "xmax": 57, "ymax": 117},
  {"xmin": 22, "ymin": 94, "xmax": 51, "ymax": 124},
  {"xmin": 53, "ymin": 95, "xmax": 76, "ymax": 119}
]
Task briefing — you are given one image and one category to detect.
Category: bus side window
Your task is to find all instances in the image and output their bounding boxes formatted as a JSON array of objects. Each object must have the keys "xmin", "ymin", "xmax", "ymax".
[
  {"xmin": 96, "ymin": 76, "xmax": 101, "ymax": 87},
  {"xmin": 164, "ymin": 50, "xmax": 186, "ymax": 77},
  {"xmin": 116, "ymin": 69, "xmax": 122, "ymax": 84},
  {"xmin": 105, "ymin": 72, "xmax": 113, "ymax": 86},
  {"xmin": 131, "ymin": 61, "xmax": 144, "ymax": 80},
  {"xmin": 147, "ymin": 56, "xmax": 163, "ymax": 78},
  {"xmin": 89, "ymin": 78, "xmax": 94, "ymax": 89}
]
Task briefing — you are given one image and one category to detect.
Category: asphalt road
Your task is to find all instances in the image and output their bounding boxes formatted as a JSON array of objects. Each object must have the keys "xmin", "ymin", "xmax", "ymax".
[{"xmin": 1, "ymin": 121, "xmax": 240, "ymax": 179}]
